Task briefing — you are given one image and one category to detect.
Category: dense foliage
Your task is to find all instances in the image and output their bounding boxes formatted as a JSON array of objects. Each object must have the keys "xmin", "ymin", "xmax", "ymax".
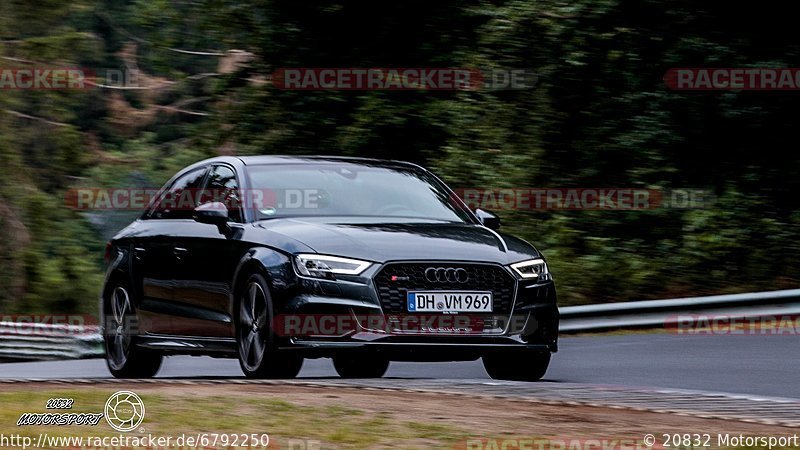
[{"xmin": 1, "ymin": 0, "xmax": 798, "ymax": 313}]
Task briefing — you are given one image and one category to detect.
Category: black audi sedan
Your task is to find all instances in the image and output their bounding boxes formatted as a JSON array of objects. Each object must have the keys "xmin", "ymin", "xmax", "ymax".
[{"xmin": 101, "ymin": 156, "xmax": 559, "ymax": 380}]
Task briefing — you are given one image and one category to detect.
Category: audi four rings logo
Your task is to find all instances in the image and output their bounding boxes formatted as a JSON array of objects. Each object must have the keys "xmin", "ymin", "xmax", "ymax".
[{"xmin": 425, "ymin": 267, "xmax": 469, "ymax": 283}]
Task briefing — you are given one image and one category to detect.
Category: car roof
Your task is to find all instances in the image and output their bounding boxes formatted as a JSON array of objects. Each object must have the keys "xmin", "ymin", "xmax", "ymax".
[
  {"xmin": 171, "ymin": 155, "xmax": 428, "ymax": 186},
  {"xmin": 186, "ymin": 155, "xmax": 424, "ymax": 171},
  {"xmin": 188, "ymin": 155, "xmax": 425, "ymax": 170},
  {"xmin": 233, "ymin": 155, "xmax": 423, "ymax": 169}
]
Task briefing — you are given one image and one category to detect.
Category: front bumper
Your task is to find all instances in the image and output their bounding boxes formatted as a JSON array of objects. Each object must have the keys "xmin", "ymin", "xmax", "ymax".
[
  {"xmin": 282, "ymin": 331, "xmax": 554, "ymax": 361},
  {"xmin": 275, "ymin": 264, "xmax": 559, "ymax": 360}
]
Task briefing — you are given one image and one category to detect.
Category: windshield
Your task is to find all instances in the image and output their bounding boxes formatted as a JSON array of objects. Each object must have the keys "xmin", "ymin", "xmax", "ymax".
[{"xmin": 246, "ymin": 163, "xmax": 472, "ymax": 222}]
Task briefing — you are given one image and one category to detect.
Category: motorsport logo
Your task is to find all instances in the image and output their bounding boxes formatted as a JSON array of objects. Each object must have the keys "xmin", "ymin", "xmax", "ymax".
[
  {"xmin": 104, "ymin": 391, "xmax": 146, "ymax": 432},
  {"xmin": 16, "ymin": 391, "xmax": 145, "ymax": 432}
]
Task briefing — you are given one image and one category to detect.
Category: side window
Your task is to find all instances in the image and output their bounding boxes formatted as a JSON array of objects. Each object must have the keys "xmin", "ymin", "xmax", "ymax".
[
  {"xmin": 148, "ymin": 167, "xmax": 208, "ymax": 220},
  {"xmin": 199, "ymin": 165, "xmax": 243, "ymax": 223}
]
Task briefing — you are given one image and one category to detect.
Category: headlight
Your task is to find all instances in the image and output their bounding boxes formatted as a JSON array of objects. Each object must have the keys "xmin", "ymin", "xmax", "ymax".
[
  {"xmin": 294, "ymin": 254, "xmax": 372, "ymax": 279},
  {"xmin": 510, "ymin": 258, "xmax": 551, "ymax": 281}
]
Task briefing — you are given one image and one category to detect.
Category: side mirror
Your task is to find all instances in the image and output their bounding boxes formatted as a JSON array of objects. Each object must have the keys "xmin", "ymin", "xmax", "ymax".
[
  {"xmin": 193, "ymin": 202, "xmax": 229, "ymax": 226},
  {"xmin": 475, "ymin": 208, "xmax": 500, "ymax": 230}
]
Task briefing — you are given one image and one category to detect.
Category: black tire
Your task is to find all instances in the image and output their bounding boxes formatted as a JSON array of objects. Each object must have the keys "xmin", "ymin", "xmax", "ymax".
[
  {"xmin": 236, "ymin": 273, "xmax": 303, "ymax": 378},
  {"xmin": 104, "ymin": 282, "xmax": 163, "ymax": 379},
  {"xmin": 482, "ymin": 351, "xmax": 551, "ymax": 381},
  {"xmin": 332, "ymin": 354, "xmax": 390, "ymax": 378}
]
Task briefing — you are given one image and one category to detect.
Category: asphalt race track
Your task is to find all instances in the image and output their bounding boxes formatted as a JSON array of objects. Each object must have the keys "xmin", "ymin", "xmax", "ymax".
[{"xmin": 1, "ymin": 334, "xmax": 798, "ymax": 399}]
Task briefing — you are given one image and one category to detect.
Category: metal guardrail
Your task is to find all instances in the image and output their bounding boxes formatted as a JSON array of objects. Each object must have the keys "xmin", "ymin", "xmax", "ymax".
[
  {"xmin": 559, "ymin": 288, "xmax": 800, "ymax": 333},
  {"xmin": 1, "ymin": 288, "xmax": 798, "ymax": 361},
  {"xmin": 0, "ymin": 322, "xmax": 103, "ymax": 362}
]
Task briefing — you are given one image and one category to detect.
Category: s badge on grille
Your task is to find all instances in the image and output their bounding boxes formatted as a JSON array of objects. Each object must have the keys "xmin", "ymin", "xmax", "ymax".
[{"xmin": 390, "ymin": 275, "xmax": 410, "ymax": 281}]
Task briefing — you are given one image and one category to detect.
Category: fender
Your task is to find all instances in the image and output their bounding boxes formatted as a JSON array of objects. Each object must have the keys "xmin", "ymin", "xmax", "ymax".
[
  {"xmin": 229, "ymin": 246, "xmax": 295, "ymax": 318},
  {"xmin": 97, "ymin": 244, "xmax": 131, "ymax": 333}
]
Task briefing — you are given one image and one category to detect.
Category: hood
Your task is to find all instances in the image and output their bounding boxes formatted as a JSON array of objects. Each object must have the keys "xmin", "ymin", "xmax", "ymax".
[{"xmin": 258, "ymin": 217, "xmax": 540, "ymax": 264}]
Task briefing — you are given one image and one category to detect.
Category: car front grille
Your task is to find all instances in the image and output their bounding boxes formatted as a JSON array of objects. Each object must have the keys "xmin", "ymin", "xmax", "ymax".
[{"xmin": 373, "ymin": 262, "xmax": 516, "ymax": 315}]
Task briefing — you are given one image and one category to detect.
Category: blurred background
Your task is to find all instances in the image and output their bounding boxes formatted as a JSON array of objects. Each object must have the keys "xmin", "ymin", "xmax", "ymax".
[{"xmin": 1, "ymin": 0, "xmax": 799, "ymax": 315}]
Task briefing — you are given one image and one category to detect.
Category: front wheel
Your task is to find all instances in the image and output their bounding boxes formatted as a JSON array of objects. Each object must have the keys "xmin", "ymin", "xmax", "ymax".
[
  {"xmin": 236, "ymin": 273, "xmax": 303, "ymax": 378},
  {"xmin": 482, "ymin": 351, "xmax": 551, "ymax": 381},
  {"xmin": 332, "ymin": 354, "xmax": 390, "ymax": 378},
  {"xmin": 104, "ymin": 283, "xmax": 162, "ymax": 378}
]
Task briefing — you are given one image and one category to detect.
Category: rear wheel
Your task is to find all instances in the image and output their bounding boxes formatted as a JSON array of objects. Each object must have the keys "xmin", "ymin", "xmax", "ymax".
[
  {"xmin": 332, "ymin": 354, "xmax": 390, "ymax": 378},
  {"xmin": 104, "ymin": 283, "xmax": 162, "ymax": 378},
  {"xmin": 236, "ymin": 273, "xmax": 303, "ymax": 378},
  {"xmin": 482, "ymin": 351, "xmax": 551, "ymax": 381}
]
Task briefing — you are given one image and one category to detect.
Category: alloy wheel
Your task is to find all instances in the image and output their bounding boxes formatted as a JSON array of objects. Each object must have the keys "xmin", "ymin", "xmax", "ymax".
[
  {"xmin": 107, "ymin": 286, "xmax": 132, "ymax": 370},
  {"xmin": 238, "ymin": 281, "xmax": 269, "ymax": 372}
]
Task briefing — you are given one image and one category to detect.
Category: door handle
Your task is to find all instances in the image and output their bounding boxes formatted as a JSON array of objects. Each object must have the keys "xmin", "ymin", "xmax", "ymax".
[
  {"xmin": 173, "ymin": 247, "xmax": 188, "ymax": 262},
  {"xmin": 134, "ymin": 247, "xmax": 146, "ymax": 261}
]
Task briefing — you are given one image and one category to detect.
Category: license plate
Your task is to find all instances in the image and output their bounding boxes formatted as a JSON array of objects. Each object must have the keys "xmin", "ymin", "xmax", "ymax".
[{"xmin": 407, "ymin": 291, "xmax": 493, "ymax": 313}]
